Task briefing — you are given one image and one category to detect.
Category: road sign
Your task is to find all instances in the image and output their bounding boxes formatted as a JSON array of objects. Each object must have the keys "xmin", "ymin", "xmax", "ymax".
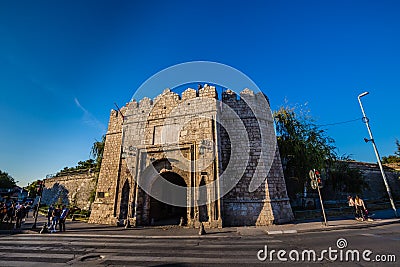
[
  {"xmin": 311, "ymin": 179, "xmax": 318, "ymax": 190},
  {"xmin": 317, "ymin": 177, "xmax": 323, "ymax": 188},
  {"xmin": 309, "ymin": 170, "xmax": 315, "ymax": 180},
  {"xmin": 309, "ymin": 169, "xmax": 328, "ymax": 226}
]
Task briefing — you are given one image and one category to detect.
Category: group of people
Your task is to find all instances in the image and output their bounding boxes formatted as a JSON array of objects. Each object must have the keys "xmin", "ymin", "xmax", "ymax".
[
  {"xmin": 46, "ymin": 204, "xmax": 69, "ymax": 232},
  {"xmin": 0, "ymin": 201, "xmax": 32, "ymax": 228},
  {"xmin": 348, "ymin": 195, "xmax": 371, "ymax": 221}
]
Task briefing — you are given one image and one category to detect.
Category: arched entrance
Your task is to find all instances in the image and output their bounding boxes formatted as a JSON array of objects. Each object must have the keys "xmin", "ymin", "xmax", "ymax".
[
  {"xmin": 199, "ymin": 177, "xmax": 209, "ymax": 222},
  {"xmin": 119, "ymin": 179, "xmax": 129, "ymax": 220},
  {"xmin": 149, "ymin": 172, "xmax": 187, "ymax": 226}
]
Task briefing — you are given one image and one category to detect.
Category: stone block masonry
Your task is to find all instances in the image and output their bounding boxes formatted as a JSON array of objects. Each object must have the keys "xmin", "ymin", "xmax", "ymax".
[
  {"xmin": 42, "ymin": 170, "xmax": 97, "ymax": 210},
  {"xmin": 89, "ymin": 85, "xmax": 294, "ymax": 227}
]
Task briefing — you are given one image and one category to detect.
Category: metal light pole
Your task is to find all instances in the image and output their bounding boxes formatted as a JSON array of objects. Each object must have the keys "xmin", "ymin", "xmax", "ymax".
[
  {"xmin": 32, "ymin": 180, "xmax": 44, "ymax": 229},
  {"xmin": 358, "ymin": 92, "xmax": 398, "ymax": 217}
]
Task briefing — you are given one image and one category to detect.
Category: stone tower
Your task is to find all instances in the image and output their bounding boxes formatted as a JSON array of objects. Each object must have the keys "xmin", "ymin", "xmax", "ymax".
[{"xmin": 89, "ymin": 85, "xmax": 294, "ymax": 227}]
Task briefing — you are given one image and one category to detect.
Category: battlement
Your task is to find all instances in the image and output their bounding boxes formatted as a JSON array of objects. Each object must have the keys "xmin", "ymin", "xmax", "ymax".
[
  {"xmin": 222, "ymin": 88, "xmax": 269, "ymax": 105},
  {"xmin": 128, "ymin": 84, "xmax": 217, "ymax": 110},
  {"xmin": 123, "ymin": 85, "xmax": 268, "ymax": 113}
]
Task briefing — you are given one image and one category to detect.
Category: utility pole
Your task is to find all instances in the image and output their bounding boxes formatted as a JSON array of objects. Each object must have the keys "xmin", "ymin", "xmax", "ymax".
[
  {"xmin": 358, "ymin": 92, "xmax": 398, "ymax": 217},
  {"xmin": 32, "ymin": 180, "xmax": 44, "ymax": 229}
]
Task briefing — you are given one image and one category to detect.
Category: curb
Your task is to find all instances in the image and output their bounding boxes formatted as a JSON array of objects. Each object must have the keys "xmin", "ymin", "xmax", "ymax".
[
  {"xmin": 0, "ymin": 229, "xmax": 39, "ymax": 235},
  {"xmin": 297, "ymin": 219, "xmax": 400, "ymax": 234},
  {"xmin": 266, "ymin": 230, "xmax": 298, "ymax": 235},
  {"xmin": 10, "ymin": 233, "xmax": 234, "ymax": 239},
  {"xmin": 265, "ymin": 219, "xmax": 400, "ymax": 235},
  {"xmin": 3, "ymin": 219, "xmax": 399, "ymax": 237}
]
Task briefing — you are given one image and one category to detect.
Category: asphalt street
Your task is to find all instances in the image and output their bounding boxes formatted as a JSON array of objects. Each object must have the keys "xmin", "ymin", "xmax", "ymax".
[{"xmin": 0, "ymin": 220, "xmax": 399, "ymax": 266}]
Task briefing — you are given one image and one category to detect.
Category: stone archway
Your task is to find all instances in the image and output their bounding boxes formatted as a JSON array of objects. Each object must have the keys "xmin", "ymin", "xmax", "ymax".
[
  {"xmin": 199, "ymin": 177, "xmax": 209, "ymax": 222},
  {"xmin": 149, "ymin": 172, "xmax": 187, "ymax": 226},
  {"xmin": 119, "ymin": 179, "xmax": 130, "ymax": 220}
]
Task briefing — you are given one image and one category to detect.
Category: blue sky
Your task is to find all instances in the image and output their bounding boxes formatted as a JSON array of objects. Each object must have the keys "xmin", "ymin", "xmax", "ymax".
[{"xmin": 1, "ymin": 0, "xmax": 400, "ymax": 186}]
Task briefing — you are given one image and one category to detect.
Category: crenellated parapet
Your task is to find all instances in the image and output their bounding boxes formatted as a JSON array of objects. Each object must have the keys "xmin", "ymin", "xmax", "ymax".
[
  {"xmin": 124, "ymin": 85, "xmax": 270, "ymax": 115},
  {"xmin": 127, "ymin": 85, "xmax": 217, "ymax": 111}
]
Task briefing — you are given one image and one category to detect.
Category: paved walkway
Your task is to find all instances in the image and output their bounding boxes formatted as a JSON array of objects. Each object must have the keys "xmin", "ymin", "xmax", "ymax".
[{"xmin": 2, "ymin": 208, "xmax": 399, "ymax": 237}]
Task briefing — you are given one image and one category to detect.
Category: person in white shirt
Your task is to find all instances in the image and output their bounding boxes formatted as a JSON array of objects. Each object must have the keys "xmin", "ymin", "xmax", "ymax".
[
  {"xmin": 347, "ymin": 196, "xmax": 357, "ymax": 219},
  {"xmin": 354, "ymin": 195, "xmax": 367, "ymax": 221},
  {"xmin": 59, "ymin": 205, "xmax": 69, "ymax": 232}
]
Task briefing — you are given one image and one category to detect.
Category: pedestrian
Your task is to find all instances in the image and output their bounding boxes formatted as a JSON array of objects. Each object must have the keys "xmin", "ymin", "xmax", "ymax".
[
  {"xmin": 6, "ymin": 202, "xmax": 15, "ymax": 223},
  {"xmin": 50, "ymin": 205, "xmax": 61, "ymax": 232},
  {"xmin": 32, "ymin": 204, "xmax": 38, "ymax": 219},
  {"xmin": 59, "ymin": 205, "xmax": 69, "ymax": 232},
  {"xmin": 15, "ymin": 202, "xmax": 25, "ymax": 229},
  {"xmin": 0, "ymin": 202, "xmax": 6, "ymax": 222},
  {"xmin": 347, "ymin": 195, "xmax": 357, "ymax": 219},
  {"xmin": 24, "ymin": 203, "xmax": 30, "ymax": 218},
  {"xmin": 47, "ymin": 205, "xmax": 54, "ymax": 227},
  {"xmin": 354, "ymin": 195, "xmax": 367, "ymax": 221}
]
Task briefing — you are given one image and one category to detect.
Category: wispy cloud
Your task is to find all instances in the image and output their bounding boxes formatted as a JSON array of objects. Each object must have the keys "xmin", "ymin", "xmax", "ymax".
[{"xmin": 74, "ymin": 97, "xmax": 106, "ymax": 133}]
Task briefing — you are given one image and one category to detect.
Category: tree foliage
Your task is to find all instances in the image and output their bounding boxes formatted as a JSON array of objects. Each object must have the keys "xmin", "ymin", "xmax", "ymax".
[
  {"xmin": 26, "ymin": 180, "xmax": 40, "ymax": 198},
  {"xmin": 57, "ymin": 159, "xmax": 97, "ymax": 175},
  {"xmin": 382, "ymin": 139, "xmax": 400, "ymax": 164},
  {"xmin": 90, "ymin": 134, "xmax": 106, "ymax": 171},
  {"xmin": 0, "ymin": 170, "xmax": 16, "ymax": 188},
  {"xmin": 274, "ymin": 106, "xmax": 337, "ymax": 198},
  {"xmin": 274, "ymin": 105, "xmax": 370, "ymax": 199},
  {"xmin": 56, "ymin": 135, "xmax": 106, "ymax": 176},
  {"xmin": 327, "ymin": 157, "xmax": 369, "ymax": 194}
]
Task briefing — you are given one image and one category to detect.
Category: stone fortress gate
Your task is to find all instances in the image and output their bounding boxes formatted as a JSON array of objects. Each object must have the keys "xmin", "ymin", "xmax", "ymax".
[{"xmin": 89, "ymin": 85, "xmax": 294, "ymax": 227}]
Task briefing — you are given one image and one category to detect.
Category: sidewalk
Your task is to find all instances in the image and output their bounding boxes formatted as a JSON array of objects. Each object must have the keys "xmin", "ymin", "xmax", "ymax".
[
  {"xmin": 2, "ymin": 209, "xmax": 399, "ymax": 237},
  {"xmin": 261, "ymin": 209, "xmax": 400, "ymax": 235}
]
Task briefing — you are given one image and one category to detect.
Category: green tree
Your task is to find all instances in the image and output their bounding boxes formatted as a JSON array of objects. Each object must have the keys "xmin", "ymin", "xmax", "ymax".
[
  {"xmin": 273, "ymin": 106, "xmax": 336, "ymax": 198},
  {"xmin": 327, "ymin": 157, "xmax": 369, "ymax": 194},
  {"xmin": 55, "ymin": 136, "xmax": 105, "ymax": 177},
  {"xmin": 26, "ymin": 180, "xmax": 40, "ymax": 198},
  {"xmin": 57, "ymin": 159, "xmax": 97, "ymax": 175},
  {"xmin": 382, "ymin": 139, "xmax": 400, "ymax": 164},
  {"xmin": 76, "ymin": 159, "xmax": 96, "ymax": 170},
  {"xmin": 0, "ymin": 170, "xmax": 16, "ymax": 188},
  {"xmin": 88, "ymin": 135, "xmax": 105, "ymax": 203},
  {"xmin": 91, "ymin": 134, "xmax": 105, "ymax": 171}
]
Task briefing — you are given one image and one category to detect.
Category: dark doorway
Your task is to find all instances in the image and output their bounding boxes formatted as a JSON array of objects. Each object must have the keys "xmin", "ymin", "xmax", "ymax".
[
  {"xmin": 149, "ymin": 172, "xmax": 187, "ymax": 226},
  {"xmin": 119, "ymin": 179, "xmax": 130, "ymax": 220},
  {"xmin": 199, "ymin": 177, "xmax": 209, "ymax": 222}
]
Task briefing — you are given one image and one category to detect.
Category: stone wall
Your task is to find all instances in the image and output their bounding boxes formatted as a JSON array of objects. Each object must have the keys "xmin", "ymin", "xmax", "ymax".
[
  {"xmin": 348, "ymin": 161, "xmax": 400, "ymax": 201},
  {"xmin": 42, "ymin": 170, "xmax": 97, "ymax": 210},
  {"xmin": 88, "ymin": 108, "xmax": 124, "ymax": 224},
  {"xmin": 220, "ymin": 89, "xmax": 293, "ymax": 226},
  {"xmin": 289, "ymin": 161, "xmax": 400, "ymax": 209},
  {"xmin": 89, "ymin": 86, "xmax": 294, "ymax": 227}
]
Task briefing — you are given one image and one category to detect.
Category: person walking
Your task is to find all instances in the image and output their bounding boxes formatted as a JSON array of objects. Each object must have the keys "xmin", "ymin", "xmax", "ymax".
[
  {"xmin": 354, "ymin": 195, "xmax": 367, "ymax": 221},
  {"xmin": 0, "ymin": 202, "xmax": 6, "ymax": 222},
  {"xmin": 15, "ymin": 202, "xmax": 25, "ymax": 229},
  {"xmin": 24, "ymin": 203, "xmax": 30, "ymax": 219},
  {"xmin": 6, "ymin": 202, "xmax": 15, "ymax": 224},
  {"xmin": 59, "ymin": 205, "xmax": 69, "ymax": 232},
  {"xmin": 347, "ymin": 196, "xmax": 357, "ymax": 219},
  {"xmin": 50, "ymin": 205, "xmax": 61, "ymax": 232},
  {"xmin": 47, "ymin": 205, "xmax": 54, "ymax": 227},
  {"xmin": 32, "ymin": 204, "xmax": 38, "ymax": 219}
]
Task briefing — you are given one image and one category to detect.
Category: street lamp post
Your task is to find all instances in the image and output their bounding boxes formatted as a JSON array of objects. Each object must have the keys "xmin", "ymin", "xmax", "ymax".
[
  {"xmin": 32, "ymin": 179, "xmax": 45, "ymax": 229},
  {"xmin": 357, "ymin": 92, "xmax": 398, "ymax": 217}
]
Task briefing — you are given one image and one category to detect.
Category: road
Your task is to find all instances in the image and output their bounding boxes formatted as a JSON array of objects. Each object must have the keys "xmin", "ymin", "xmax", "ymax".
[{"xmin": 0, "ymin": 223, "xmax": 399, "ymax": 266}]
